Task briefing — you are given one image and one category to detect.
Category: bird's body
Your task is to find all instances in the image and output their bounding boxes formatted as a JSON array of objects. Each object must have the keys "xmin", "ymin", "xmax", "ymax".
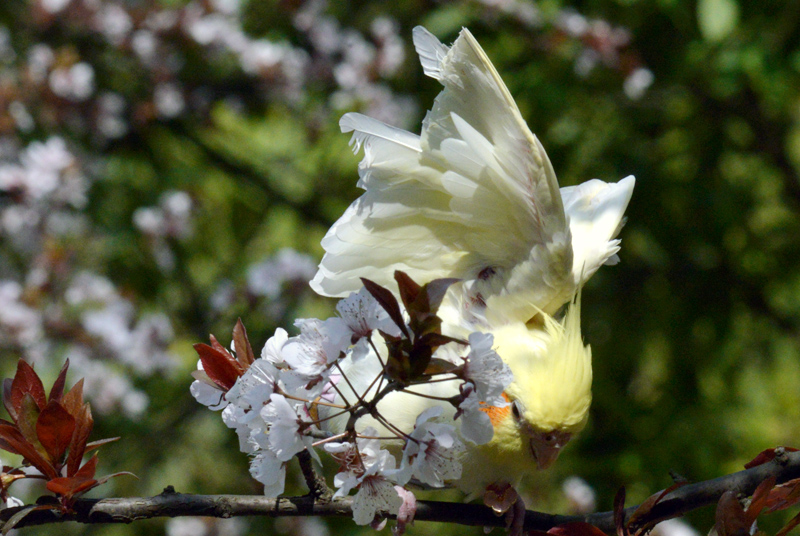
[{"xmin": 312, "ymin": 26, "xmax": 634, "ymax": 513}]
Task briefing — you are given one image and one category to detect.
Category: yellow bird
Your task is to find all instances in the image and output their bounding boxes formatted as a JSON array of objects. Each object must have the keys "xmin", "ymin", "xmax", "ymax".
[{"xmin": 312, "ymin": 26, "xmax": 634, "ymax": 530}]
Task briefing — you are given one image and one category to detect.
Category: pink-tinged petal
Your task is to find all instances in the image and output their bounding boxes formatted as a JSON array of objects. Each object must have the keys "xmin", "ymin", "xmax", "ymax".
[{"xmin": 352, "ymin": 474, "xmax": 402, "ymax": 525}]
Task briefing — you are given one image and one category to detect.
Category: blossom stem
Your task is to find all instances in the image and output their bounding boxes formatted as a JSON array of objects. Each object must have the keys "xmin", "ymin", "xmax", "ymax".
[
  {"xmin": 311, "ymin": 432, "xmax": 348, "ymax": 448},
  {"xmin": 327, "ymin": 367, "xmax": 353, "ymax": 408},
  {"xmin": 400, "ymin": 390, "xmax": 454, "ymax": 402},
  {"xmin": 334, "ymin": 362, "xmax": 364, "ymax": 406},
  {"xmin": 367, "ymin": 335, "xmax": 387, "ymax": 393},
  {"xmin": 285, "ymin": 394, "xmax": 345, "ymax": 409},
  {"xmin": 374, "ymin": 411, "xmax": 414, "ymax": 442},
  {"xmin": 309, "ymin": 408, "xmax": 351, "ymax": 427}
]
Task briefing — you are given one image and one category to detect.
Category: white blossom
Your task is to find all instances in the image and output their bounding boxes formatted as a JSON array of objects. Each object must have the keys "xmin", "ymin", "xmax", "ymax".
[
  {"xmin": 351, "ymin": 467, "xmax": 403, "ymax": 525},
  {"xmin": 250, "ymin": 449, "xmax": 286, "ymax": 497},
  {"xmin": 225, "ymin": 358, "xmax": 280, "ymax": 411},
  {"xmin": 462, "ymin": 332, "xmax": 513, "ymax": 407},
  {"xmin": 456, "ymin": 386, "xmax": 495, "ymax": 445},
  {"xmin": 326, "ymin": 287, "xmax": 400, "ymax": 362},
  {"xmin": 261, "ymin": 328, "xmax": 288, "ymax": 364},
  {"xmin": 325, "ymin": 429, "xmax": 403, "ymax": 526},
  {"xmin": 395, "ymin": 406, "xmax": 463, "ymax": 488},
  {"xmin": 260, "ymin": 394, "xmax": 309, "ymax": 462},
  {"xmin": 282, "ymin": 318, "xmax": 342, "ymax": 378},
  {"xmin": 190, "ymin": 360, "xmax": 226, "ymax": 410}
]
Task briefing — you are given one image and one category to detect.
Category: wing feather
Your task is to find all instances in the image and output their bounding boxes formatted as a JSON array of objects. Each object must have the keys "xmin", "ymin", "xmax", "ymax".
[{"xmin": 313, "ymin": 27, "xmax": 631, "ymax": 320}]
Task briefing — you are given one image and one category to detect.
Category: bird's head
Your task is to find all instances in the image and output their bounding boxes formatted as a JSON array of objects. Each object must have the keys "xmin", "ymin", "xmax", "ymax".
[{"xmin": 490, "ymin": 298, "xmax": 592, "ymax": 469}]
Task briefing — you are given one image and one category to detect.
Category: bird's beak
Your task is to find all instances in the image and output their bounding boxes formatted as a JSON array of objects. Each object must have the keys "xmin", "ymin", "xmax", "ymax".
[{"xmin": 529, "ymin": 430, "xmax": 572, "ymax": 470}]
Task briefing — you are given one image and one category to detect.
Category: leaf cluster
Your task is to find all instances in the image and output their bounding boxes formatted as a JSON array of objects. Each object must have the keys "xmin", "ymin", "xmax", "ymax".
[
  {"xmin": 0, "ymin": 360, "xmax": 131, "ymax": 532},
  {"xmin": 192, "ymin": 319, "xmax": 257, "ymax": 393},
  {"xmin": 361, "ymin": 271, "xmax": 463, "ymax": 384}
]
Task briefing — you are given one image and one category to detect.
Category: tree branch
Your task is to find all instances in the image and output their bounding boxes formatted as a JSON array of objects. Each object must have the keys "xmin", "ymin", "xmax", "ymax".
[{"xmin": 3, "ymin": 451, "xmax": 799, "ymax": 532}]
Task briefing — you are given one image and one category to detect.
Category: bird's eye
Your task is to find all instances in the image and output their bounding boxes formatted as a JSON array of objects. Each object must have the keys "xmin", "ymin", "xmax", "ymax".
[{"xmin": 511, "ymin": 401, "xmax": 522, "ymax": 420}]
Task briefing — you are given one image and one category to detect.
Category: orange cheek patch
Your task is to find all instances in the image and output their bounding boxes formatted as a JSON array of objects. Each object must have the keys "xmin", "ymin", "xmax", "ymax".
[{"xmin": 480, "ymin": 392, "xmax": 511, "ymax": 427}]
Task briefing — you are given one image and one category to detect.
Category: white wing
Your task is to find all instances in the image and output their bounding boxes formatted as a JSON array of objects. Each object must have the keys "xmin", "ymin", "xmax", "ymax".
[
  {"xmin": 312, "ymin": 27, "xmax": 629, "ymax": 321},
  {"xmin": 561, "ymin": 176, "xmax": 636, "ymax": 285}
]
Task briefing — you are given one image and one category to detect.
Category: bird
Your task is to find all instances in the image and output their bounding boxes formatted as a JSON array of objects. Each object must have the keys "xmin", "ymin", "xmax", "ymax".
[{"xmin": 311, "ymin": 25, "xmax": 635, "ymax": 531}]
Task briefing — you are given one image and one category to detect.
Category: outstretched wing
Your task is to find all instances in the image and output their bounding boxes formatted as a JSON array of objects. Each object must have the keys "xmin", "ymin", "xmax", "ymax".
[{"xmin": 311, "ymin": 27, "xmax": 573, "ymax": 320}]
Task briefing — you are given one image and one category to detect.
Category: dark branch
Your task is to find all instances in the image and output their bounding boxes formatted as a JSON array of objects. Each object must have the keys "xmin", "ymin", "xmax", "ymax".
[
  {"xmin": 296, "ymin": 449, "xmax": 332, "ymax": 500},
  {"xmin": 2, "ymin": 451, "xmax": 799, "ymax": 532}
]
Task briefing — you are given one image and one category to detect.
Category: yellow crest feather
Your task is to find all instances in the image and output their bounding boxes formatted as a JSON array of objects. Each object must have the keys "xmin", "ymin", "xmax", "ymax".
[{"xmin": 495, "ymin": 296, "xmax": 592, "ymax": 432}]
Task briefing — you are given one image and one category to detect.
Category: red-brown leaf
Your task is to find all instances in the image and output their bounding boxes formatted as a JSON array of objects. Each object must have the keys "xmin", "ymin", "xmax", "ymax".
[
  {"xmin": 765, "ymin": 478, "xmax": 800, "ymax": 513},
  {"xmin": 627, "ymin": 481, "xmax": 689, "ymax": 533},
  {"xmin": 0, "ymin": 435, "xmax": 19, "ymax": 456},
  {"xmin": 745, "ymin": 447, "xmax": 799, "ymax": 469},
  {"xmin": 232, "ymin": 319, "xmax": 255, "ymax": 368},
  {"xmin": 17, "ymin": 393, "xmax": 43, "ymax": 449},
  {"xmin": 423, "ymin": 358, "xmax": 460, "ymax": 375},
  {"xmin": 46, "ymin": 470, "xmax": 135, "ymax": 502},
  {"xmin": 549, "ymin": 522, "xmax": 608, "ymax": 536},
  {"xmin": 45, "ymin": 475, "xmax": 97, "ymax": 498},
  {"xmin": 61, "ymin": 378, "xmax": 85, "ymax": 419},
  {"xmin": 0, "ymin": 424, "xmax": 57, "ymax": 479},
  {"xmin": 10, "ymin": 360, "xmax": 47, "ymax": 413},
  {"xmin": 209, "ymin": 334, "xmax": 228, "ymax": 354},
  {"xmin": 361, "ymin": 277, "xmax": 408, "ymax": 338},
  {"xmin": 715, "ymin": 490, "xmax": 750, "ymax": 536},
  {"xmin": 746, "ymin": 476, "xmax": 777, "ymax": 523},
  {"xmin": 3, "ymin": 378, "xmax": 15, "ymax": 421},
  {"xmin": 394, "ymin": 271, "xmax": 422, "ymax": 311},
  {"xmin": 48, "ymin": 360, "xmax": 70, "ymax": 403},
  {"xmin": 84, "ymin": 436, "xmax": 120, "ymax": 453},
  {"xmin": 66, "ymin": 403, "xmax": 93, "ymax": 477},
  {"xmin": 424, "ymin": 278, "xmax": 460, "ymax": 314},
  {"xmin": 93, "ymin": 470, "xmax": 137, "ymax": 488},
  {"xmin": 45, "ymin": 477, "xmax": 75, "ymax": 496},
  {"xmin": 193, "ymin": 343, "xmax": 242, "ymax": 391},
  {"xmin": 36, "ymin": 400, "xmax": 76, "ymax": 464},
  {"xmin": 74, "ymin": 451, "xmax": 98, "ymax": 480}
]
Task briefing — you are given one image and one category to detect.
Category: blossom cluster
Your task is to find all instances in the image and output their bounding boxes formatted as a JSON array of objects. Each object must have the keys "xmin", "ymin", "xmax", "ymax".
[
  {"xmin": 191, "ymin": 283, "xmax": 514, "ymax": 527},
  {"xmin": 0, "ymin": 0, "xmax": 416, "ymax": 144},
  {"xmin": 0, "ymin": 137, "xmax": 175, "ymax": 417}
]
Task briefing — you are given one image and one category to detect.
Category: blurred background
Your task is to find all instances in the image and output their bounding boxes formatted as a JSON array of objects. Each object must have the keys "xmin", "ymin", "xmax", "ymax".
[{"xmin": 1, "ymin": 0, "xmax": 799, "ymax": 534}]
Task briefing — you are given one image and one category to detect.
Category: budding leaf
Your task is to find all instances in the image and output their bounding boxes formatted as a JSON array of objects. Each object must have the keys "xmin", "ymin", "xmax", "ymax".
[
  {"xmin": 232, "ymin": 319, "xmax": 256, "ymax": 368},
  {"xmin": 48, "ymin": 360, "xmax": 70, "ymax": 403}
]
